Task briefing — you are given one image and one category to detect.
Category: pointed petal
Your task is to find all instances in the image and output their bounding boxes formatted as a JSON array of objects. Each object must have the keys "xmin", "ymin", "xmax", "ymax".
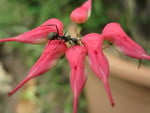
[
  {"xmin": 8, "ymin": 40, "xmax": 67, "ymax": 96},
  {"xmin": 72, "ymin": 94, "xmax": 79, "ymax": 113},
  {"xmin": 102, "ymin": 23, "xmax": 150, "ymax": 60},
  {"xmin": 82, "ymin": 33, "xmax": 114, "ymax": 106},
  {"xmin": 66, "ymin": 46, "xmax": 87, "ymax": 113},
  {"xmin": 0, "ymin": 18, "xmax": 63, "ymax": 44},
  {"xmin": 103, "ymin": 77, "xmax": 115, "ymax": 107}
]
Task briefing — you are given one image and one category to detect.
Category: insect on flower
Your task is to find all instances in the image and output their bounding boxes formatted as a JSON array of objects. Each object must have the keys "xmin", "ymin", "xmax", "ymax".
[
  {"xmin": 47, "ymin": 24, "xmax": 81, "ymax": 45},
  {"xmin": 7, "ymin": 24, "xmax": 83, "ymax": 96}
]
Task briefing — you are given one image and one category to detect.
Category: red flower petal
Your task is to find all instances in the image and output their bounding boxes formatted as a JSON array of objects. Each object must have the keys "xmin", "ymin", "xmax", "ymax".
[
  {"xmin": 0, "ymin": 18, "xmax": 63, "ymax": 44},
  {"xmin": 70, "ymin": 0, "xmax": 92, "ymax": 24},
  {"xmin": 102, "ymin": 23, "xmax": 150, "ymax": 60},
  {"xmin": 82, "ymin": 33, "xmax": 114, "ymax": 106},
  {"xmin": 66, "ymin": 45, "xmax": 87, "ymax": 113},
  {"xmin": 8, "ymin": 40, "xmax": 67, "ymax": 96}
]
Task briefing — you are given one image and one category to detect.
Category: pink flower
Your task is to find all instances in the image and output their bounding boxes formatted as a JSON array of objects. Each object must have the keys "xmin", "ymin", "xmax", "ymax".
[
  {"xmin": 66, "ymin": 46, "xmax": 87, "ymax": 113},
  {"xmin": 102, "ymin": 23, "xmax": 150, "ymax": 60},
  {"xmin": 8, "ymin": 40, "xmax": 68, "ymax": 96},
  {"xmin": 70, "ymin": 0, "xmax": 92, "ymax": 24},
  {"xmin": 82, "ymin": 33, "xmax": 114, "ymax": 106},
  {"xmin": 0, "ymin": 18, "xmax": 63, "ymax": 44}
]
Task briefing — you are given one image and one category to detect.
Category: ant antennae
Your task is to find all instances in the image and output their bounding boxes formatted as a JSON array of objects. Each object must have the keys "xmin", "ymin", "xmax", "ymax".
[{"xmin": 45, "ymin": 24, "xmax": 59, "ymax": 35}]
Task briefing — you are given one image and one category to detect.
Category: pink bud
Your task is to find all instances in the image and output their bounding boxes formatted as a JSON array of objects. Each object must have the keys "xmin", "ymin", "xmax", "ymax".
[
  {"xmin": 70, "ymin": 0, "xmax": 92, "ymax": 24},
  {"xmin": 66, "ymin": 46, "xmax": 87, "ymax": 113},
  {"xmin": 0, "ymin": 18, "xmax": 63, "ymax": 44},
  {"xmin": 82, "ymin": 33, "xmax": 114, "ymax": 106},
  {"xmin": 8, "ymin": 40, "xmax": 68, "ymax": 96},
  {"xmin": 102, "ymin": 23, "xmax": 150, "ymax": 60}
]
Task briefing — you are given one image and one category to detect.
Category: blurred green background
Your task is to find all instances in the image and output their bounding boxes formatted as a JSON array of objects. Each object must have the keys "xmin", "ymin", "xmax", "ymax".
[{"xmin": 0, "ymin": 0, "xmax": 149, "ymax": 113}]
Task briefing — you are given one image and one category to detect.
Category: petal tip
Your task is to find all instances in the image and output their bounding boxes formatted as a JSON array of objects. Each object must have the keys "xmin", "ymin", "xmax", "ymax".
[{"xmin": 8, "ymin": 92, "xmax": 13, "ymax": 96}]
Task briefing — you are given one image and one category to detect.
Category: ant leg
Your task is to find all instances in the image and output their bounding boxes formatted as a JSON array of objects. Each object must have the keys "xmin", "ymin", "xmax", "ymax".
[
  {"xmin": 43, "ymin": 24, "xmax": 59, "ymax": 35},
  {"xmin": 73, "ymin": 37, "xmax": 81, "ymax": 45},
  {"xmin": 47, "ymin": 24, "xmax": 59, "ymax": 34},
  {"xmin": 67, "ymin": 36, "xmax": 75, "ymax": 45},
  {"xmin": 68, "ymin": 40, "xmax": 74, "ymax": 46},
  {"xmin": 63, "ymin": 31, "xmax": 67, "ymax": 36}
]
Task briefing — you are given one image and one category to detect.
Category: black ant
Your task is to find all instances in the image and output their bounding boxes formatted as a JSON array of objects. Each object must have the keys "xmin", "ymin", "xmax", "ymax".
[{"xmin": 46, "ymin": 24, "xmax": 80, "ymax": 45}]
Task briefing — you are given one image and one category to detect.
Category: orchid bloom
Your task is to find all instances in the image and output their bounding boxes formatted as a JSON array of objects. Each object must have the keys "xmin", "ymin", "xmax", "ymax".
[
  {"xmin": 66, "ymin": 45, "xmax": 87, "ymax": 113},
  {"xmin": 0, "ymin": 18, "xmax": 63, "ymax": 44},
  {"xmin": 70, "ymin": 0, "xmax": 92, "ymax": 24},
  {"xmin": 82, "ymin": 33, "xmax": 114, "ymax": 106},
  {"xmin": 102, "ymin": 23, "xmax": 150, "ymax": 60},
  {"xmin": 8, "ymin": 40, "xmax": 68, "ymax": 96}
]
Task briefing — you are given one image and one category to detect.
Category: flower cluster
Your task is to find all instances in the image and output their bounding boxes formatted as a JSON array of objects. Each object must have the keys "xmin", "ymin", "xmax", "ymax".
[{"xmin": 0, "ymin": 0, "xmax": 150, "ymax": 113}]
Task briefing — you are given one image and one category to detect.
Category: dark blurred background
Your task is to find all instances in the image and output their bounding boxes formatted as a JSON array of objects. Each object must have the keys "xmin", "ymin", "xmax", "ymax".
[{"xmin": 0, "ymin": 0, "xmax": 149, "ymax": 113}]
